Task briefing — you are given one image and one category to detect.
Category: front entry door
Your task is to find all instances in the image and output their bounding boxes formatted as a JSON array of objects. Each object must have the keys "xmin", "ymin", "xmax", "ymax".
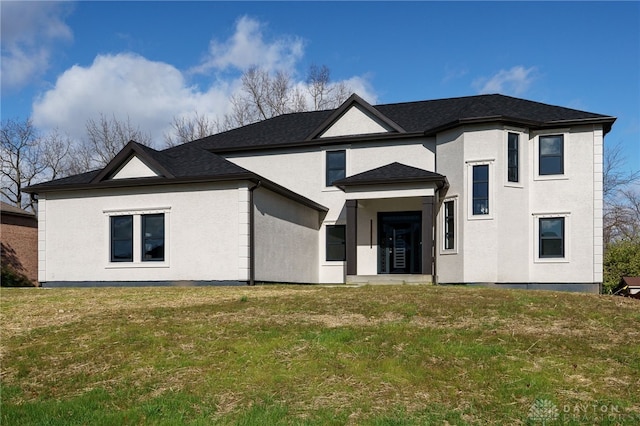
[{"xmin": 378, "ymin": 211, "xmax": 422, "ymax": 274}]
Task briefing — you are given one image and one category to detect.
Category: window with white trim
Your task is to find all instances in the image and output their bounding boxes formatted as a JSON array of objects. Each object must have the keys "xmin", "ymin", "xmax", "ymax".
[
  {"xmin": 443, "ymin": 199, "xmax": 455, "ymax": 251},
  {"xmin": 326, "ymin": 225, "xmax": 346, "ymax": 261},
  {"xmin": 472, "ymin": 164, "xmax": 489, "ymax": 215},
  {"xmin": 539, "ymin": 134, "xmax": 564, "ymax": 176},
  {"xmin": 539, "ymin": 217, "xmax": 564, "ymax": 258},
  {"xmin": 106, "ymin": 208, "xmax": 169, "ymax": 266},
  {"xmin": 507, "ymin": 132, "xmax": 519, "ymax": 182},
  {"xmin": 326, "ymin": 150, "xmax": 346, "ymax": 186}
]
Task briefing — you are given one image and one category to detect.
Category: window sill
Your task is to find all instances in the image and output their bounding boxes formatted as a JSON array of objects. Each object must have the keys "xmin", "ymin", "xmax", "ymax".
[
  {"xmin": 439, "ymin": 250, "xmax": 458, "ymax": 255},
  {"xmin": 504, "ymin": 182, "xmax": 524, "ymax": 188},
  {"xmin": 534, "ymin": 257, "xmax": 569, "ymax": 264},
  {"xmin": 322, "ymin": 186, "xmax": 342, "ymax": 193},
  {"xmin": 468, "ymin": 214, "xmax": 493, "ymax": 221},
  {"xmin": 534, "ymin": 175, "xmax": 569, "ymax": 182},
  {"xmin": 106, "ymin": 262, "xmax": 170, "ymax": 269}
]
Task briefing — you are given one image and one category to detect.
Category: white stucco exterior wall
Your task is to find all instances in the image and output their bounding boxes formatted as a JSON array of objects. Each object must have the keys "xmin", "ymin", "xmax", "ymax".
[
  {"xmin": 37, "ymin": 182, "xmax": 249, "ymax": 283},
  {"xmin": 435, "ymin": 124, "xmax": 602, "ymax": 288},
  {"xmin": 253, "ymin": 187, "xmax": 321, "ymax": 283},
  {"xmin": 225, "ymin": 138, "xmax": 437, "ymax": 283}
]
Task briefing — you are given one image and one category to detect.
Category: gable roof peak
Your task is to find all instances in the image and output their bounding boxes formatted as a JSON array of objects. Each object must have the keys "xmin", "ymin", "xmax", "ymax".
[{"xmin": 305, "ymin": 92, "xmax": 406, "ymax": 140}]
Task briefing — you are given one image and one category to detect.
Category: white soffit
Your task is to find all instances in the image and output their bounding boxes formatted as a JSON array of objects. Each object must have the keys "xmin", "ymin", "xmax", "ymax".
[{"xmin": 111, "ymin": 155, "xmax": 159, "ymax": 179}]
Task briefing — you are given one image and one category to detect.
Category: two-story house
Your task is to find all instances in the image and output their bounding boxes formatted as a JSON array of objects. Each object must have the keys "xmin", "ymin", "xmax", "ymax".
[{"xmin": 25, "ymin": 94, "xmax": 615, "ymax": 292}]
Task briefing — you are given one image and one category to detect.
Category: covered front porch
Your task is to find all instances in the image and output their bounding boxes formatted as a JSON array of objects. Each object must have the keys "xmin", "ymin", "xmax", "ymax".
[{"xmin": 332, "ymin": 162, "xmax": 448, "ymax": 285}]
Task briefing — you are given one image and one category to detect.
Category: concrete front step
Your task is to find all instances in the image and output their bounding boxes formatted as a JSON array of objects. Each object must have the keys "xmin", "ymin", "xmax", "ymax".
[{"xmin": 346, "ymin": 274, "xmax": 433, "ymax": 285}]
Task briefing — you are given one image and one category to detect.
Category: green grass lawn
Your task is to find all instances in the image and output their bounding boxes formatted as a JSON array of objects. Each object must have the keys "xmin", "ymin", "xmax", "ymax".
[{"xmin": 1, "ymin": 285, "xmax": 639, "ymax": 425}]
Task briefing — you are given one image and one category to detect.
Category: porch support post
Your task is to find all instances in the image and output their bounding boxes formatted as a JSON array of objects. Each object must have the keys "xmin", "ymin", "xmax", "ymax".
[
  {"xmin": 346, "ymin": 199, "xmax": 358, "ymax": 276},
  {"xmin": 422, "ymin": 196, "xmax": 435, "ymax": 275}
]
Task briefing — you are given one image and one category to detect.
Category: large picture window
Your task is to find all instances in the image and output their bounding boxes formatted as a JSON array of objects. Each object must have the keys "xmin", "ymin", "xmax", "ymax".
[
  {"xmin": 539, "ymin": 135, "xmax": 564, "ymax": 175},
  {"xmin": 326, "ymin": 225, "xmax": 346, "ymax": 261},
  {"xmin": 539, "ymin": 217, "xmax": 565, "ymax": 258},
  {"xmin": 472, "ymin": 165, "xmax": 489, "ymax": 215},
  {"xmin": 142, "ymin": 214, "xmax": 165, "ymax": 261},
  {"xmin": 110, "ymin": 215, "xmax": 133, "ymax": 262},
  {"xmin": 326, "ymin": 150, "xmax": 346, "ymax": 186},
  {"xmin": 443, "ymin": 200, "xmax": 455, "ymax": 250},
  {"xmin": 507, "ymin": 132, "xmax": 519, "ymax": 182}
]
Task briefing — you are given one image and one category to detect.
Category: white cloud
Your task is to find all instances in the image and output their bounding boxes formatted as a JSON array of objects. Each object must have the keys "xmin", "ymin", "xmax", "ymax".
[
  {"xmin": 31, "ymin": 17, "xmax": 375, "ymax": 147},
  {"xmin": 1, "ymin": 1, "xmax": 73, "ymax": 91},
  {"xmin": 191, "ymin": 16, "xmax": 305, "ymax": 74},
  {"xmin": 473, "ymin": 66, "xmax": 537, "ymax": 96},
  {"xmin": 32, "ymin": 53, "xmax": 233, "ymax": 146}
]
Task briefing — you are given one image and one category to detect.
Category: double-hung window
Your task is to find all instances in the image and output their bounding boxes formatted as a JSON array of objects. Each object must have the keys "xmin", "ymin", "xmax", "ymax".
[
  {"xmin": 108, "ymin": 211, "xmax": 167, "ymax": 264},
  {"xmin": 507, "ymin": 132, "xmax": 519, "ymax": 182},
  {"xmin": 326, "ymin": 225, "xmax": 346, "ymax": 261},
  {"xmin": 326, "ymin": 150, "xmax": 346, "ymax": 186},
  {"xmin": 111, "ymin": 215, "xmax": 133, "ymax": 262},
  {"xmin": 472, "ymin": 165, "xmax": 489, "ymax": 215},
  {"xmin": 539, "ymin": 135, "xmax": 564, "ymax": 175},
  {"xmin": 142, "ymin": 214, "xmax": 165, "ymax": 261},
  {"xmin": 443, "ymin": 200, "xmax": 455, "ymax": 250},
  {"xmin": 539, "ymin": 217, "xmax": 565, "ymax": 258}
]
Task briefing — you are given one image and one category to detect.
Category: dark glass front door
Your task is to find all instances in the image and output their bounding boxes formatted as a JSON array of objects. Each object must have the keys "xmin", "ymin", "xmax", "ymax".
[{"xmin": 378, "ymin": 211, "xmax": 422, "ymax": 274}]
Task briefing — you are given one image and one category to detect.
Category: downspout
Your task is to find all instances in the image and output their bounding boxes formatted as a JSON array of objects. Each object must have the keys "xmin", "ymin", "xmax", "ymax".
[{"xmin": 248, "ymin": 180, "xmax": 262, "ymax": 286}]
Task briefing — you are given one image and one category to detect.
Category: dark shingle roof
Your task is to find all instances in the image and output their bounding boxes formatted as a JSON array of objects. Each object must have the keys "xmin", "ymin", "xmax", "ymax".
[
  {"xmin": 189, "ymin": 93, "xmax": 615, "ymax": 153},
  {"xmin": 1, "ymin": 201, "xmax": 36, "ymax": 217},
  {"xmin": 333, "ymin": 162, "xmax": 448, "ymax": 190}
]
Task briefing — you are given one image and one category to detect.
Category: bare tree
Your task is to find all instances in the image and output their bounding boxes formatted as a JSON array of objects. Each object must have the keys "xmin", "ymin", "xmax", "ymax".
[
  {"xmin": 164, "ymin": 65, "xmax": 353, "ymax": 147},
  {"xmin": 221, "ymin": 64, "xmax": 353, "ymax": 132},
  {"xmin": 307, "ymin": 64, "xmax": 351, "ymax": 110},
  {"xmin": 84, "ymin": 114, "xmax": 152, "ymax": 167},
  {"xmin": 163, "ymin": 112, "xmax": 219, "ymax": 148},
  {"xmin": 1, "ymin": 119, "xmax": 75, "ymax": 211},
  {"xmin": 603, "ymin": 142, "xmax": 640, "ymax": 246}
]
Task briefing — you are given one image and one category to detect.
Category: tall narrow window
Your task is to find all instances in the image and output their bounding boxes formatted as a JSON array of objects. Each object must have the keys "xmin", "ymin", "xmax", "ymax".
[
  {"xmin": 111, "ymin": 215, "xmax": 133, "ymax": 262},
  {"xmin": 539, "ymin": 217, "xmax": 564, "ymax": 258},
  {"xmin": 326, "ymin": 150, "xmax": 346, "ymax": 186},
  {"xmin": 539, "ymin": 135, "xmax": 564, "ymax": 175},
  {"xmin": 326, "ymin": 225, "xmax": 346, "ymax": 261},
  {"xmin": 472, "ymin": 165, "xmax": 489, "ymax": 215},
  {"xmin": 508, "ymin": 132, "xmax": 519, "ymax": 182},
  {"xmin": 443, "ymin": 200, "xmax": 455, "ymax": 250},
  {"xmin": 142, "ymin": 214, "xmax": 165, "ymax": 261}
]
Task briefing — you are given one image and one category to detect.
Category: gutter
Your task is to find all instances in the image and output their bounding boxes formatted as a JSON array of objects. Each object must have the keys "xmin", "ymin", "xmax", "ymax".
[{"xmin": 248, "ymin": 180, "xmax": 262, "ymax": 286}]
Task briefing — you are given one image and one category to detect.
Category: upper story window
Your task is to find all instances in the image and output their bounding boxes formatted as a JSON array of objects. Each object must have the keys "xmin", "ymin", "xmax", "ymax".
[
  {"xmin": 326, "ymin": 150, "xmax": 346, "ymax": 186},
  {"xmin": 539, "ymin": 135, "xmax": 564, "ymax": 176},
  {"xmin": 472, "ymin": 164, "xmax": 489, "ymax": 215},
  {"xmin": 111, "ymin": 215, "xmax": 133, "ymax": 262},
  {"xmin": 507, "ymin": 132, "xmax": 519, "ymax": 182}
]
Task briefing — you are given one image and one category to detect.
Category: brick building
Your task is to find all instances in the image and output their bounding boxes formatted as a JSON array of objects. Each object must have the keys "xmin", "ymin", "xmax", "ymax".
[{"xmin": 1, "ymin": 201, "xmax": 38, "ymax": 285}]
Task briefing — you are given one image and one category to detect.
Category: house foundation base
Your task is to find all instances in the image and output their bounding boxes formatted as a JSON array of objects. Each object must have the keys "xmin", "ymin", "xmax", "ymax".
[
  {"xmin": 346, "ymin": 274, "xmax": 433, "ymax": 285},
  {"xmin": 439, "ymin": 282, "xmax": 602, "ymax": 294}
]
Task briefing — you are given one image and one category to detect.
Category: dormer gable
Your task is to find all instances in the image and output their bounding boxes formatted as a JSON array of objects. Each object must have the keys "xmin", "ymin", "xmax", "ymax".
[
  {"xmin": 306, "ymin": 93, "xmax": 405, "ymax": 140},
  {"xmin": 91, "ymin": 141, "xmax": 174, "ymax": 183},
  {"xmin": 111, "ymin": 155, "xmax": 160, "ymax": 179}
]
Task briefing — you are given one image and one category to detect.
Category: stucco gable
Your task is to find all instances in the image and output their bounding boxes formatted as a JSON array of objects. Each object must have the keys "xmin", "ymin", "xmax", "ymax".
[
  {"xmin": 307, "ymin": 93, "xmax": 406, "ymax": 140},
  {"xmin": 110, "ymin": 155, "xmax": 161, "ymax": 179}
]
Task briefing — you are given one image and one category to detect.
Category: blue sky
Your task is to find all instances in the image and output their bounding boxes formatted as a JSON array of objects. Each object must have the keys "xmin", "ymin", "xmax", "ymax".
[{"xmin": 1, "ymin": 1, "xmax": 638, "ymax": 172}]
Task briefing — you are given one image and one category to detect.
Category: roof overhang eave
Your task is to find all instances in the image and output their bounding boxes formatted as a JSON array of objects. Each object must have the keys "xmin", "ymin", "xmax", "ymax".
[
  {"xmin": 424, "ymin": 115, "xmax": 617, "ymax": 136},
  {"xmin": 336, "ymin": 176, "xmax": 449, "ymax": 192}
]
